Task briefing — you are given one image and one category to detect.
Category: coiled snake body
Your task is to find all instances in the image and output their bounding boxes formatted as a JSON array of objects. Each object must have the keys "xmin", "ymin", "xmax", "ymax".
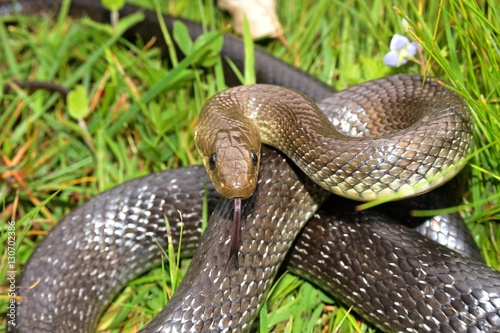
[{"xmin": 4, "ymin": 1, "xmax": 500, "ymax": 332}]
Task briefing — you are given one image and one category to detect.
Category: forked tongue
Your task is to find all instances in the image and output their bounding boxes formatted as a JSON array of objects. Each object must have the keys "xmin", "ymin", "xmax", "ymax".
[{"xmin": 228, "ymin": 197, "xmax": 242, "ymax": 269}]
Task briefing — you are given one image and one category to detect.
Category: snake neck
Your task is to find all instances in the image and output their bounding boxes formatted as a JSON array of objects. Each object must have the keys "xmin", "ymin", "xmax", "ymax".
[{"xmin": 196, "ymin": 79, "xmax": 472, "ymax": 202}]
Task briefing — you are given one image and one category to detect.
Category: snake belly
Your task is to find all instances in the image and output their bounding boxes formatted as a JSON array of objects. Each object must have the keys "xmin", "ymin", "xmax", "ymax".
[{"xmin": 3, "ymin": 1, "xmax": 500, "ymax": 332}]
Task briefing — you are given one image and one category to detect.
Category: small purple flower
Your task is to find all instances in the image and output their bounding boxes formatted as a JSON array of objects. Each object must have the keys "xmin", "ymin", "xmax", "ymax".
[{"xmin": 384, "ymin": 34, "xmax": 418, "ymax": 67}]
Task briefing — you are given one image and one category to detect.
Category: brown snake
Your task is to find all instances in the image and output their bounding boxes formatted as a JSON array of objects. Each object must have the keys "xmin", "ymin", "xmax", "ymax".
[
  {"xmin": 4, "ymin": 1, "xmax": 500, "ymax": 332},
  {"xmin": 194, "ymin": 80, "xmax": 473, "ymax": 266},
  {"xmin": 195, "ymin": 81, "xmax": 472, "ymax": 202}
]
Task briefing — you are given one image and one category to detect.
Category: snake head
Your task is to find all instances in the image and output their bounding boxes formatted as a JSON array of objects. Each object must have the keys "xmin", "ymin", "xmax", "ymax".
[{"xmin": 195, "ymin": 116, "xmax": 261, "ymax": 200}]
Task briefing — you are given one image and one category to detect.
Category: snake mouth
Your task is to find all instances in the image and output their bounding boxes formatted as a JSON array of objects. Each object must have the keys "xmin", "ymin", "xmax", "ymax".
[
  {"xmin": 219, "ymin": 186, "xmax": 254, "ymax": 200},
  {"xmin": 228, "ymin": 197, "xmax": 242, "ymax": 268}
]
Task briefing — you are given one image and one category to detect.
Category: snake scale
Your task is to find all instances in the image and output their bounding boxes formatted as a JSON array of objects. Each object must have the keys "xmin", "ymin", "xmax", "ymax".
[{"xmin": 3, "ymin": 0, "xmax": 500, "ymax": 332}]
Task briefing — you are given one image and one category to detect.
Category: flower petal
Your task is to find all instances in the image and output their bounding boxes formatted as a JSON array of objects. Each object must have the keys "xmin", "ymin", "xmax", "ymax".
[
  {"xmin": 384, "ymin": 51, "xmax": 405, "ymax": 67},
  {"xmin": 389, "ymin": 34, "xmax": 410, "ymax": 51},
  {"xmin": 401, "ymin": 18, "xmax": 410, "ymax": 30},
  {"xmin": 406, "ymin": 42, "xmax": 418, "ymax": 56}
]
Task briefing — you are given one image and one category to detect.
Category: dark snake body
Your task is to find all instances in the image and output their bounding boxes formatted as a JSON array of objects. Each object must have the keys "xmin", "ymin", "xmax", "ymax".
[{"xmin": 3, "ymin": 1, "xmax": 500, "ymax": 332}]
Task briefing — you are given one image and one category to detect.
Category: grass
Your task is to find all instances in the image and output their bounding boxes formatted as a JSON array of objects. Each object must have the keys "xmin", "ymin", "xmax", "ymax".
[{"xmin": 1, "ymin": 0, "xmax": 499, "ymax": 332}]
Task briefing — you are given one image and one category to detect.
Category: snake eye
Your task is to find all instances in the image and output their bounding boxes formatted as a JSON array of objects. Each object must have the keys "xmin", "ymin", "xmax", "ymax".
[
  {"xmin": 208, "ymin": 153, "xmax": 216, "ymax": 170},
  {"xmin": 251, "ymin": 150, "xmax": 258, "ymax": 166}
]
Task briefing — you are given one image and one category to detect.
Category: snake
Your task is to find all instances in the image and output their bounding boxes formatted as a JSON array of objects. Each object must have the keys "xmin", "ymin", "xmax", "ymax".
[{"xmin": 3, "ymin": 0, "xmax": 500, "ymax": 332}]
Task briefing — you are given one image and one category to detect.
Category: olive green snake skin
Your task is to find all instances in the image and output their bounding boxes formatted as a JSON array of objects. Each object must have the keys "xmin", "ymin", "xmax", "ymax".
[{"xmin": 3, "ymin": 1, "xmax": 500, "ymax": 332}]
